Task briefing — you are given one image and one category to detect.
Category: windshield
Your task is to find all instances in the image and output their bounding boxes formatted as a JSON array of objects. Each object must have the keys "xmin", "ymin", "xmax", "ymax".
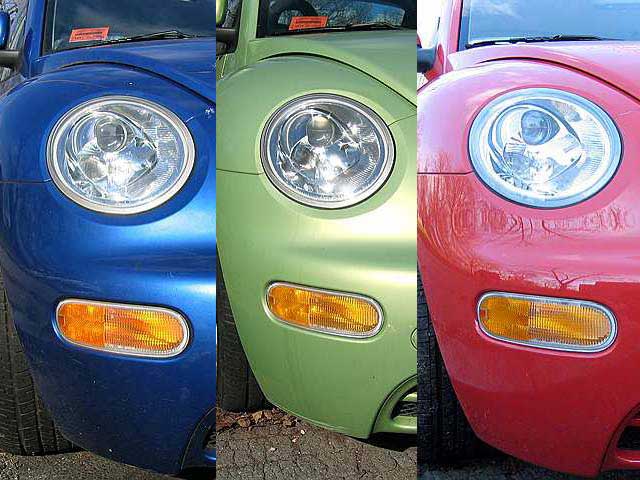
[
  {"xmin": 259, "ymin": 0, "xmax": 416, "ymax": 36},
  {"xmin": 461, "ymin": 0, "xmax": 640, "ymax": 49},
  {"xmin": 43, "ymin": 0, "xmax": 215, "ymax": 54}
]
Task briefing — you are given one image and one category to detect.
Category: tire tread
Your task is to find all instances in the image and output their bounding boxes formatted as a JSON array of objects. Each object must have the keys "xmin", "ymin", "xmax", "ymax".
[
  {"xmin": 418, "ymin": 271, "xmax": 479, "ymax": 471},
  {"xmin": 216, "ymin": 257, "xmax": 268, "ymax": 412},
  {"xmin": 0, "ymin": 277, "xmax": 74, "ymax": 455}
]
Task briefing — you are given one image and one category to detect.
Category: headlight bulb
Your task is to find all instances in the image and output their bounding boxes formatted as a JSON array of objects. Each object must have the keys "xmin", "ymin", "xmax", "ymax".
[
  {"xmin": 306, "ymin": 114, "xmax": 335, "ymax": 147},
  {"xmin": 520, "ymin": 109, "xmax": 559, "ymax": 145},
  {"xmin": 94, "ymin": 116, "xmax": 129, "ymax": 152}
]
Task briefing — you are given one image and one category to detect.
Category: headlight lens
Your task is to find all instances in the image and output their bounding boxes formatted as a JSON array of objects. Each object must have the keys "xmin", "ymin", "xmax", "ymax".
[
  {"xmin": 48, "ymin": 96, "xmax": 195, "ymax": 214},
  {"xmin": 261, "ymin": 94, "xmax": 394, "ymax": 208},
  {"xmin": 469, "ymin": 88, "xmax": 621, "ymax": 208}
]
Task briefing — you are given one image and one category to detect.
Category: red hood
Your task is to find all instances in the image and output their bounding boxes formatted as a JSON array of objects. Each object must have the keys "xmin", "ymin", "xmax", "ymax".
[{"xmin": 448, "ymin": 41, "xmax": 640, "ymax": 100}]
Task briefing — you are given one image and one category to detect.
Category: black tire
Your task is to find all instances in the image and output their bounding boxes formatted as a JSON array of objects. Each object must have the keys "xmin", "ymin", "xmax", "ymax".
[
  {"xmin": 216, "ymin": 257, "xmax": 268, "ymax": 412},
  {"xmin": 0, "ymin": 280, "xmax": 74, "ymax": 455},
  {"xmin": 418, "ymin": 271, "xmax": 479, "ymax": 471}
]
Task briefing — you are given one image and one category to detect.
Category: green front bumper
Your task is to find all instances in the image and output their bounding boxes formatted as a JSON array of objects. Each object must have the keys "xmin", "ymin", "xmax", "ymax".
[{"xmin": 218, "ymin": 116, "xmax": 417, "ymax": 437}]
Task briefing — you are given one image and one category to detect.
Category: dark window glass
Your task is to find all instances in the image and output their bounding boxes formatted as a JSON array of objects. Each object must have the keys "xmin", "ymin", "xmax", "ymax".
[
  {"xmin": 3, "ymin": 0, "xmax": 28, "ymax": 47},
  {"xmin": 1, "ymin": 0, "xmax": 27, "ymax": 81},
  {"xmin": 259, "ymin": 0, "xmax": 416, "ymax": 37},
  {"xmin": 43, "ymin": 0, "xmax": 215, "ymax": 54},
  {"xmin": 462, "ymin": 0, "xmax": 640, "ymax": 48}
]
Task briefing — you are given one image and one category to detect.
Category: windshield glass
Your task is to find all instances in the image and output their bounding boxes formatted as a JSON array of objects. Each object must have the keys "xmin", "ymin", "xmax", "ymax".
[
  {"xmin": 43, "ymin": 0, "xmax": 215, "ymax": 54},
  {"xmin": 259, "ymin": 0, "xmax": 416, "ymax": 36},
  {"xmin": 462, "ymin": 0, "xmax": 640, "ymax": 48}
]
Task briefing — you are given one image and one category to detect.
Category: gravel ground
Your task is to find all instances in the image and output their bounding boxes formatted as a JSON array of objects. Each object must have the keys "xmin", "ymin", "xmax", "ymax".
[
  {"xmin": 0, "ymin": 423, "xmax": 636, "ymax": 480},
  {"xmin": 216, "ymin": 410, "xmax": 417, "ymax": 480},
  {"xmin": 0, "ymin": 451, "xmax": 174, "ymax": 480}
]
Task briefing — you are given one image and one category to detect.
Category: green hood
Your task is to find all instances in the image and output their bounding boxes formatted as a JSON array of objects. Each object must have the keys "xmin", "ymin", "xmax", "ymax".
[{"xmin": 247, "ymin": 30, "xmax": 417, "ymax": 105}]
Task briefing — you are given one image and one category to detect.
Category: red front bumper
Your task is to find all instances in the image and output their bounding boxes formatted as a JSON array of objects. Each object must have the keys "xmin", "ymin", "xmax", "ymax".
[{"xmin": 418, "ymin": 172, "xmax": 640, "ymax": 477}]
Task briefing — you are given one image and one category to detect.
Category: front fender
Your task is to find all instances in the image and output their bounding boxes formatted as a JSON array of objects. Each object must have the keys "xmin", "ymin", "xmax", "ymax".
[
  {"xmin": 0, "ymin": 64, "xmax": 212, "ymax": 182},
  {"xmin": 216, "ymin": 54, "xmax": 415, "ymax": 174},
  {"xmin": 417, "ymin": 59, "xmax": 634, "ymax": 174}
]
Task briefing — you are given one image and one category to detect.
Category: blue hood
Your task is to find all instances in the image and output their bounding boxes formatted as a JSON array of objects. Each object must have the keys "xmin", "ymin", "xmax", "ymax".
[{"xmin": 33, "ymin": 38, "xmax": 216, "ymax": 103}]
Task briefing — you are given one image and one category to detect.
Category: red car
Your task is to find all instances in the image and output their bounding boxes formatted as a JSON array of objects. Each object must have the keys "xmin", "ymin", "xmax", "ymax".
[{"xmin": 418, "ymin": 0, "xmax": 640, "ymax": 477}]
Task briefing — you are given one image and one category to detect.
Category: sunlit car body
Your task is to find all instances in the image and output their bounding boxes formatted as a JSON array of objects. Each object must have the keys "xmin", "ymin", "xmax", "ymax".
[
  {"xmin": 0, "ymin": 0, "xmax": 215, "ymax": 474},
  {"xmin": 418, "ymin": 0, "xmax": 640, "ymax": 476},
  {"xmin": 216, "ymin": 0, "xmax": 417, "ymax": 438}
]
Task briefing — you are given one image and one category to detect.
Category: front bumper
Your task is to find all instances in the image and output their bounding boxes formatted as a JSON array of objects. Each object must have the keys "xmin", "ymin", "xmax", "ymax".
[
  {"xmin": 218, "ymin": 116, "xmax": 417, "ymax": 437},
  {"xmin": 418, "ymin": 172, "xmax": 640, "ymax": 476},
  {"xmin": 0, "ymin": 112, "xmax": 216, "ymax": 473}
]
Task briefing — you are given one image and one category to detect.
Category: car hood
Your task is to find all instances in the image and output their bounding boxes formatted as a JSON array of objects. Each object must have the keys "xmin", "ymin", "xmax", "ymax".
[
  {"xmin": 248, "ymin": 30, "xmax": 416, "ymax": 105},
  {"xmin": 449, "ymin": 41, "xmax": 640, "ymax": 101},
  {"xmin": 34, "ymin": 38, "xmax": 216, "ymax": 103}
]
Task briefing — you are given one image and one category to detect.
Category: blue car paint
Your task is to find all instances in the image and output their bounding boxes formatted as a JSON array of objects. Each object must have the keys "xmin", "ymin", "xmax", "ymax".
[{"xmin": 0, "ymin": 0, "xmax": 215, "ymax": 473}]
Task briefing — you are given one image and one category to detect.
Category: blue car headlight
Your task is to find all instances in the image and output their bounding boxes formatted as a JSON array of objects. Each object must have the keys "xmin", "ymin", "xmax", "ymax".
[
  {"xmin": 47, "ymin": 96, "xmax": 195, "ymax": 214},
  {"xmin": 469, "ymin": 88, "xmax": 622, "ymax": 208}
]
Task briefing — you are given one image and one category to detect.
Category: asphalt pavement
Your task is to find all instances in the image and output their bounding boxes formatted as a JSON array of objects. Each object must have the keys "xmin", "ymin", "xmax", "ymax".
[
  {"xmin": 0, "ymin": 451, "xmax": 173, "ymax": 480},
  {"xmin": 216, "ymin": 414, "xmax": 416, "ymax": 480},
  {"xmin": 0, "ymin": 418, "xmax": 637, "ymax": 479},
  {"xmin": 421, "ymin": 457, "xmax": 640, "ymax": 480}
]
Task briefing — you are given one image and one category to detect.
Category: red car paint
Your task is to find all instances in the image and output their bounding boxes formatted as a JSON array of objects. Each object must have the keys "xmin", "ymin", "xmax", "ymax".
[{"xmin": 418, "ymin": 2, "xmax": 640, "ymax": 477}]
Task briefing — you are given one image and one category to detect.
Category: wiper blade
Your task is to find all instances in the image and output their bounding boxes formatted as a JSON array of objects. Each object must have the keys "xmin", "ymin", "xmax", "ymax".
[
  {"xmin": 98, "ymin": 30, "xmax": 196, "ymax": 46},
  {"xmin": 342, "ymin": 21, "xmax": 404, "ymax": 31},
  {"xmin": 273, "ymin": 21, "xmax": 405, "ymax": 35},
  {"xmin": 467, "ymin": 34, "xmax": 617, "ymax": 49}
]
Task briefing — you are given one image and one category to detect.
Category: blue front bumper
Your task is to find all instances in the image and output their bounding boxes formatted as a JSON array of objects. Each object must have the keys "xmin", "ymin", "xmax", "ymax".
[{"xmin": 0, "ymin": 110, "xmax": 216, "ymax": 473}]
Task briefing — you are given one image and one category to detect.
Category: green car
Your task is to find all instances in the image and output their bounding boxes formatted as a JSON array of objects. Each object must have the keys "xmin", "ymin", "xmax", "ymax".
[{"xmin": 216, "ymin": 0, "xmax": 417, "ymax": 438}]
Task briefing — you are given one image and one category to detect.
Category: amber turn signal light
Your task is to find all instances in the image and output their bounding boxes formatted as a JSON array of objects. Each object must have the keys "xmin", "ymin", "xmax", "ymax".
[
  {"xmin": 478, "ymin": 293, "xmax": 616, "ymax": 352},
  {"xmin": 56, "ymin": 300, "xmax": 189, "ymax": 357},
  {"xmin": 266, "ymin": 283, "xmax": 382, "ymax": 337}
]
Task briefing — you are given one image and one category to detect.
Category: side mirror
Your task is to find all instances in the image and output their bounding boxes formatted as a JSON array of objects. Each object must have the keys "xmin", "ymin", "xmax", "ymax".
[
  {"xmin": 417, "ymin": 47, "xmax": 436, "ymax": 73},
  {"xmin": 216, "ymin": 0, "xmax": 227, "ymax": 26},
  {"xmin": 0, "ymin": 12, "xmax": 10, "ymax": 50}
]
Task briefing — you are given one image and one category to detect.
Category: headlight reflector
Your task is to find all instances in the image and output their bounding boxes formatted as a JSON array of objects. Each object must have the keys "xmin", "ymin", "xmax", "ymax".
[
  {"xmin": 261, "ymin": 94, "xmax": 394, "ymax": 208},
  {"xmin": 48, "ymin": 96, "xmax": 195, "ymax": 214},
  {"xmin": 469, "ymin": 89, "xmax": 621, "ymax": 208}
]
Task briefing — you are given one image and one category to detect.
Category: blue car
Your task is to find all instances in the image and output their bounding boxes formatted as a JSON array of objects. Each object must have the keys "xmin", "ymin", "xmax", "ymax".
[{"xmin": 0, "ymin": 0, "xmax": 215, "ymax": 475}]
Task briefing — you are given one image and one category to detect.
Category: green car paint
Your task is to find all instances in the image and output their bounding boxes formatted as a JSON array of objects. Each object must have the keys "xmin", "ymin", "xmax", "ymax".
[{"xmin": 217, "ymin": 0, "xmax": 417, "ymax": 437}]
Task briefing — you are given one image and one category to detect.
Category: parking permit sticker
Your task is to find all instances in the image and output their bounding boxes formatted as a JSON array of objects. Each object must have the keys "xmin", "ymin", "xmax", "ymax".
[
  {"xmin": 69, "ymin": 27, "xmax": 110, "ymax": 43},
  {"xmin": 289, "ymin": 16, "xmax": 328, "ymax": 31}
]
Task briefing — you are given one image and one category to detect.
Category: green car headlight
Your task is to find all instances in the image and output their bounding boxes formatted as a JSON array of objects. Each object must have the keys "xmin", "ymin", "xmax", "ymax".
[{"xmin": 261, "ymin": 94, "xmax": 395, "ymax": 209}]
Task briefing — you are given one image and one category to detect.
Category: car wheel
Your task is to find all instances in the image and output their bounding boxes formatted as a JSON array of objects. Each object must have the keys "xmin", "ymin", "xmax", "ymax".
[
  {"xmin": 0, "ymin": 277, "xmax": 74, "ymax": 455},
  {"xmin": 216, "ymin": 257, "xmax": 268, "ymax": 412},
  {"xmin": 418, "ymin": 271, "xmax": 479, "ymax": 467}
]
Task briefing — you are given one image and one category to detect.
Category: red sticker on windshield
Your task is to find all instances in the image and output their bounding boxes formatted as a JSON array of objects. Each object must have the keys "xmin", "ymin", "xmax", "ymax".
[
  {"xmin": 69, "ymin": 27, "xmax": 110, "ymax": 43},
  {"xmin": 289, "ymin": 16, "xmax": 328, "ymax": 31}
]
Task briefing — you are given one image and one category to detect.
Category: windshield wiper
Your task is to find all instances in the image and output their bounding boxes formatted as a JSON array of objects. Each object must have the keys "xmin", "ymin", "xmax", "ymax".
[
  {"xmin": 342, "ymin": 21, "xmax": 405, "ymax": 31},
  {"xmin": 97, "ymin": 30, "xmax": 197, "ymax": 46},
  {"xmin": 467, "ymin": 34, "xmax": 617, "ymax": 49},
  {"xmin": 273, "ymin": 21, "xmax": 407, "ymax": 36}
]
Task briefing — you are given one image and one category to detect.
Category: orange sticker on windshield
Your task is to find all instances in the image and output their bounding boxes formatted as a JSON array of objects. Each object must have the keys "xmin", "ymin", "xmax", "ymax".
[
  {"xmin": 69, "ymin": 27, "xmax": 110, "ymax": 43},
  {"xmin": 289, "ymin": 16, "xmax": 328, "ymax": 31}
]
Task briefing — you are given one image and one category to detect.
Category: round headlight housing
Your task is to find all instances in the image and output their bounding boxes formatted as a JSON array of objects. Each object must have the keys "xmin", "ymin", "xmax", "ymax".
[
  {"xmin": 48, "ymin": 96, "xmax": 195, "ymax": 214},
  {"xmin": 261, "ymin": 94, "xmax": 395, "ymax": 209},
  {"xmin": 469, "ymin": 88, "xmax": 621, "ymax": 208}
]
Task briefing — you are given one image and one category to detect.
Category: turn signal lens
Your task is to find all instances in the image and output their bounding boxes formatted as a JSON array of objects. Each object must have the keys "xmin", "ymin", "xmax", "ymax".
[
  {"xmin": 267, "ymin": 283, "xmax": 382, "ymax": 337},
  {"xmin": 56, "ymin": 300, "xmax": 189, "ymax": 357},
  {"xmin": 478, "ymin": 293, "xmax": 616, "ymax": 352}
]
